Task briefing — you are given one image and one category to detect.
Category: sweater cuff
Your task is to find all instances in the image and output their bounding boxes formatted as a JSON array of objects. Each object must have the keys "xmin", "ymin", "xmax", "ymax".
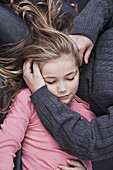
[{"xmin": 30, "ymin": 85, "xmax": 56, "ymax": 104}]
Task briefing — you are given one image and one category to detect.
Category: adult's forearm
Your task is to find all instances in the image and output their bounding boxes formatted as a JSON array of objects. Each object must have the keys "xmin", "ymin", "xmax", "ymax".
[
  {"xmin": 70, "ymin": 0, "xmax": 113, "ymax": 44},
  {"xmin": 0, "ymin": 3, "xmax": 28, "ymax": 45},
  {"xmin": 30, "ymin": 86, "xmax": 113, "ymax": 161}
]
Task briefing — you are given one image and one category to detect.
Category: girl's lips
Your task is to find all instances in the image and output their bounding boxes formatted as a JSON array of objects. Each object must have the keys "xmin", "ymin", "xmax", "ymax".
[{"xmin": 59, "ymin": 94, "xmax": 70, "ymax": 100}]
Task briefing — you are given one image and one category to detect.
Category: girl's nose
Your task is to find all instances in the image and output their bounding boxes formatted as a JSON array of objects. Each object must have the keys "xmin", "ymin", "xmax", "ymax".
[{"xmin": 57, "ymin": 82, "xmax": 67, "ymax": 93}]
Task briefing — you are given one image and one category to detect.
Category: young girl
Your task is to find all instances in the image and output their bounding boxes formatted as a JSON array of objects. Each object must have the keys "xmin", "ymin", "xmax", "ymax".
[
  {"xmin": 0, "ymin": 0, "xmax": 92, "ymax": 169},
  {"xmin": 22, "ymin": 3, "xmax": 113, "ymax": 170}
]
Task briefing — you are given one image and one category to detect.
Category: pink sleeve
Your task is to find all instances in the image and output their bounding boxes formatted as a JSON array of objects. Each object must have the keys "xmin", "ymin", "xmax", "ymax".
[{"xmin": 0, "ymin": 89, "xmax": 33, "ymax": 170}]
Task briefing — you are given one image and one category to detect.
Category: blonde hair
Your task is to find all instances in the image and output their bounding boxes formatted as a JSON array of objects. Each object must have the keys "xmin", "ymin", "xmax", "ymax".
[{"xmin": 0, "ymin": 0, "xmax": 79, "ymax": 113}]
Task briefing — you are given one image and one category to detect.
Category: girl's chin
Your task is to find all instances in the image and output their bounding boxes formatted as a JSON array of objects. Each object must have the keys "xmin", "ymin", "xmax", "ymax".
[{"xmin": 59, "ymin": 98, "xmax": 71, "ymax": 104}]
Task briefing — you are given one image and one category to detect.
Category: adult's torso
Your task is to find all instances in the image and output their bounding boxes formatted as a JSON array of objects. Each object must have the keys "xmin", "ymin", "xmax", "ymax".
[{"xmin": 77, "ymin": 27, "xmax": 113, "ymax": 116}]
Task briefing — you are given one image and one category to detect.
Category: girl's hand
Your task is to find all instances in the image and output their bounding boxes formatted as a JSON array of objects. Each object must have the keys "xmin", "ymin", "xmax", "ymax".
[
  {"xmin": 56, "ymin": 159, "xmax": 86, "ymax": 170},
  {"xmin": 23, "ymin": 60, "xmax": 45, "ymax": 93},
  {"xmin": 69, "ymin": 35, "xmax": 94, "ymax": 65}
]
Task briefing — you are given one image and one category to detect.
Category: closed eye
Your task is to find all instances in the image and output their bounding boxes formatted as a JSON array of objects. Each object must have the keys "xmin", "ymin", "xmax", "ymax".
[
  {"xmin": 46, "ymin": 81, "xmax": 56, "ymax": 84},
  {"xmin": 66, "ymin": 77, "xmax": 75, "ymax": 81}
]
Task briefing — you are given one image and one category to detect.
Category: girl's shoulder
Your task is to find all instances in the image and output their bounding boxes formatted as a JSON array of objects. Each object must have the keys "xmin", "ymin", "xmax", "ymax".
[
  {"xmin": 17, "ymin": 88, "xmax": 32, "ymax": 99},
  {"xmin": 12, "ymin": 88, "xmax": 34, "ymax": 114}
]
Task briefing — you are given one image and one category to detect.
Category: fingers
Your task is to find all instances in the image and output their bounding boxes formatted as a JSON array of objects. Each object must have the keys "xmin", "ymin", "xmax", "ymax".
[
  {"xmin": 78, "ymin": 48, "xmax": 85, "ymax": 66},
  {"xmin": 67, "ymin": 159, "xmax": 82, "ymax": 167},
  {"xmin": 23, "ymin": 59, "xmax": 32, "ymax": 72},
  {"xmin": 23, "ymin": 60, "xmax": 40, "ymax": 77},
  {"xmin": 83, "ymin": 48, "xmax": 91, "ymax": 64},
  {"xmin": 56, "ymin": 165, "xmax": 80, "ymax": 170},
  {"xmin": 69, "ymin": 34, "xmax": 94, "ymax": 65},
  {"xmin": 32, "ymin": 62, "xmax": 41, "ymax": 76},
  {"xmin": 23, "ymin": 59, "xmax": 32, "ymax": 80},
  {"xmin": 84, "ymin": 45, "xmax": 93, "ymax": 64},
  {"xmin": 56, "ymin": 165, "xmax": 73, "ymax": 170},
  {"xmin": 56, "ymin": 160, "xmax": 86, "ymax": 170},
  {"xmin": 67, "ymin": 159, "xmax": 86, "ymax": 170},
  {"xmin": 25, "ymin": 61, "xmax": 45, "ymax": 92}
]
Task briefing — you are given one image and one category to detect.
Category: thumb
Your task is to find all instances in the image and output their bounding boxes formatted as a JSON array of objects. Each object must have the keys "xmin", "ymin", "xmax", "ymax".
[
  {"xmin": 84, "ymin": 47, "xmax": 92, "ymax": 64},
  {"xmin": 67, "ymin": 159, "xmax": 81, "ymax": 167},
  {"xmin": 78, "ymin": 50, "xmax": 84, "ymax": 66}
]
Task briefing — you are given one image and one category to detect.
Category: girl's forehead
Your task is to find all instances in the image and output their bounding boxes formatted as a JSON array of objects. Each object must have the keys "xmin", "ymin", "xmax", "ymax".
[
  {"xmin": 46, "ymin": 53, "xmax": 76, "ymax": 64},
  {"xmin": 41, "ymin": 54, "xmax": 78, "ymax": 77},
  {"xmin": 42, "ymin": 54, "xmax": 76, "ymax": 68}
]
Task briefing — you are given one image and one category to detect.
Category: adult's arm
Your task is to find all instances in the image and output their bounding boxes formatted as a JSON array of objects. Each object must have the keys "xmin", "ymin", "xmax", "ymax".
[
  {"xmin": 30, "ymin": 86, "xmax": 113, "ymax": 161},
  {"xmin": 70, "ymin": 0, "xmax": 113, "ymax": 44},
  {"xmin": 69, "ymin": 0, "xmax": 113, "ymax": 66},
  {"xmin": 0, "ymin": 2, "xmax": 28, "ymax": 45}
]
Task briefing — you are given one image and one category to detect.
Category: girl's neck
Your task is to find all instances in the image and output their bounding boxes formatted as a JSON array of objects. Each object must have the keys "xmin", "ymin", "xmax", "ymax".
[{"xmin": 71, "ymin": 97, "xmax": 78, "ymax": 103}]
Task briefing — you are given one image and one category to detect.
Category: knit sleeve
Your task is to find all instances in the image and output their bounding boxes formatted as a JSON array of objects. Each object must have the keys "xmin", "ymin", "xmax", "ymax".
[
  {"xmin": 0, "ymin": 89, "xmax": 33, "ymax": 169},
  {"xmin": 70, "ymin": 0, "xmax": 113, "ymax": 44},
  {"xmin": 30, "ymin": 86, "xmax": 113, "ymax": 161}
]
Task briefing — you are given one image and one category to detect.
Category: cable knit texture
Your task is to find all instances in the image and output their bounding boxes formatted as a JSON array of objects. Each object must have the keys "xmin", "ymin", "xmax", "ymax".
[
  {"xmin": 30, "ymin": 86, "xmax": 113, "ymax": 161},
  {"xmin": 30, "ymin": 0, "xmax": 113, "ymax": 161}
]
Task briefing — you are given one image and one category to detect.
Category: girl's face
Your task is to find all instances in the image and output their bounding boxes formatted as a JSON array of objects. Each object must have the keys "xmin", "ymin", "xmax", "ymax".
[{"xmin": 41, "ymin": 53, "xmax": 79, "ymax": 104}]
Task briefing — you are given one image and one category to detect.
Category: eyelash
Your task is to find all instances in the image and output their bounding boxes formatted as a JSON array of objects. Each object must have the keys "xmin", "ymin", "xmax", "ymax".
[
  {"xmin": 46, "ymin": 81, "xmax": 56, "ymax": 84},
  {"xmin": 66, "ymin": 77, "xmax": 75, "ymax": 81},
  {"xmin": 46, "ymin": 77, "xmax": 75, "ymax": 85}
]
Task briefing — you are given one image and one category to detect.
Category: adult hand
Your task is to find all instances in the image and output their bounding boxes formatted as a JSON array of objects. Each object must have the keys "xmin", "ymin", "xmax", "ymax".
[
  {"xmin": 56, "ymin": 159, "xmax": 86, "ymax": 170},
  {"xmin": 69, "ymin": 35, "xmax": 94, "ymax": 65},
  {"xmin": 23, "ymin": 60, "xmax": 45, "ymax": 93}
]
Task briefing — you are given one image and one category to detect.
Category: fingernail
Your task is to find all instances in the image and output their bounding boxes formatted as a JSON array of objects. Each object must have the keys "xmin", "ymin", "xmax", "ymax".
[{"xmin": 59, "ymin": 165, "xmax": 63, "ymax": 168}]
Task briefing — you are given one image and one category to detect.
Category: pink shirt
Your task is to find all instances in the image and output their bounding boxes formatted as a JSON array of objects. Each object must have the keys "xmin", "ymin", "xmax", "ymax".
[
  {"xmin": 0, "ymin": 89, "xmax": 94, "ymax": 170},
  {"xmin": 68, "ymin": 95, "xmax": 96, "ymax": 122}
]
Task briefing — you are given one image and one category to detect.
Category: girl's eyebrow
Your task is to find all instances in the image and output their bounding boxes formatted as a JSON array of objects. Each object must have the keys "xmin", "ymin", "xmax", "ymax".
[
  {"xmin": 65, "ymin": 71, "xmax": 77, "ymax": 76},
  {"xmin": 44, "ymin": 71, "xmax": 77, "ymax": 79}
]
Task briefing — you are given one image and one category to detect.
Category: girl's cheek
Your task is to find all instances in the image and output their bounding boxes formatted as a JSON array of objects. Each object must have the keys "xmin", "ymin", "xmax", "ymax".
[{"xmin": 47, "ymin": 85, "xmax": 56, "ymax": 95}]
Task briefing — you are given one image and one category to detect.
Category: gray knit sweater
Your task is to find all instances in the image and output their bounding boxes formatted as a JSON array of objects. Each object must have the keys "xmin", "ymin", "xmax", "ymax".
[{"xmin": 30, "ymin": 0, "xmax": 113, "ymax": 161}]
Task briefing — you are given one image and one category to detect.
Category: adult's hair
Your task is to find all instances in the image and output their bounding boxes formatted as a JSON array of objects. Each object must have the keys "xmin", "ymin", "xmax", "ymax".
[{"xmin": 0, "ymin": 0, "xmax": 79, "ymax": 113}]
